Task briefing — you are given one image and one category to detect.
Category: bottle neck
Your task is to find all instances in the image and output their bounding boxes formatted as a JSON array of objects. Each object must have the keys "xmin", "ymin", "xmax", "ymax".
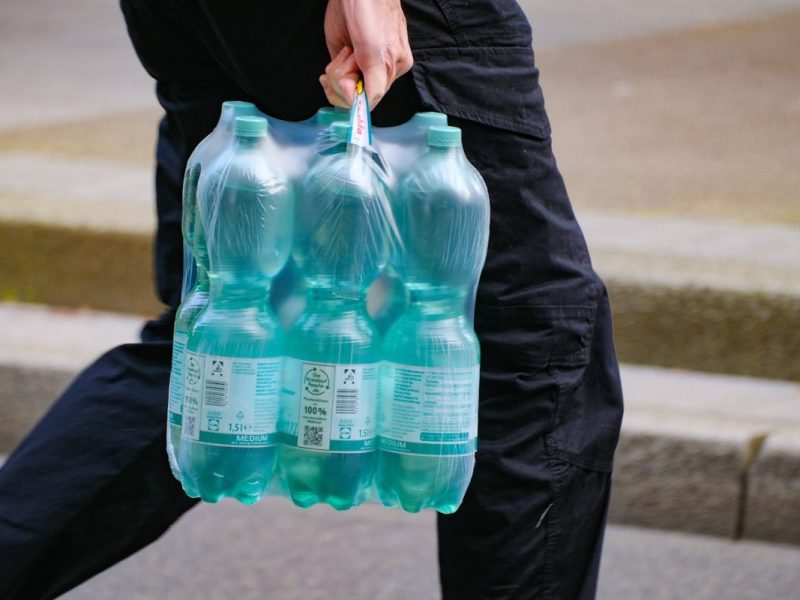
[
  {"xmin": 428, "ymin": 145, "xmax": 461, "ymax": 158},
  {"xmin": 305, "ymin": 285, "xmax": 367, "ymax": 310},
  {"xmin": 326, "ymin": 141, "xmax": 347, "ymax": 154},
  {"xmin": 193, "ymin": 264, "xmax": 210, "ymax": 291},
  {"xmin": 208, "ymin": 274, "xmax": 269, "ymax": 308},
  {"xmin": 406, "ymin": 286, "xmax": 467, "ymax": 318},
  {"xmin": 235, "ymin": 135, "xmax": 262, "ymax": 149}
]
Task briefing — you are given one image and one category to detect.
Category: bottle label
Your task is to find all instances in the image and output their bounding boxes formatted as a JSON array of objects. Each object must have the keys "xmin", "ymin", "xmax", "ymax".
[
  {"xmin": 181, "ymin": 352, "xmax": 281, "ymax": 447},
  {"xmin": 280, "ymin": 359, "xmax": 377, "ymax": 452},
  {"xmin": 167, "ymin": 331, "xmax": 188, "ymax": 427},
  {"xmin": 377, "ymin": 363, "xmax": 479, "ymax": 456}
]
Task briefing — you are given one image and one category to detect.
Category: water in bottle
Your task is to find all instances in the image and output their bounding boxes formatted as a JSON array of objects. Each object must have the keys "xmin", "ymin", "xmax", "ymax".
[
  {"xmin": 377, "ymin": 125, "xmax": 490, "ymax": 513},
  {"xmin": 167, "ymin": 220, "xmax": 210, "ymax": 480},
  {"xmin": 369, "ymin": 111, "xmax": 449, "ymax": 334},
  {"xmin": 278, "ymin": 118, "xmax": 390, "ymax": 510},
  {"xmin": 167, "ymin": 100, "xmax": 258, "ymax": 479},
  {"xmin": 178, "ymin": 116, "xmax": 293, "ymax": 504}
]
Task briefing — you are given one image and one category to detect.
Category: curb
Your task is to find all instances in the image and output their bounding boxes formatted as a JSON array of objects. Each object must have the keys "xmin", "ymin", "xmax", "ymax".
[
  {"xmin": 611, "ymin": 366, "xmax": 800, "ymax": 544},
  {"xmin": 2, "ymin": 220, "xmax": 799, "ymax": 381}
]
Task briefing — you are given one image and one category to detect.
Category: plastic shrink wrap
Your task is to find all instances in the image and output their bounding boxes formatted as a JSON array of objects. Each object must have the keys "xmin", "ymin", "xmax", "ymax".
[{"xmin": 169, "ymin": 91, "xmax": 489, "ymax": 513}]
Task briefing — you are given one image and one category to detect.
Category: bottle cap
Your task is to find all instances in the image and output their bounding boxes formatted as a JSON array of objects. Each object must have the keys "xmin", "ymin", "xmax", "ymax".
[
  {"xmin": 234, "ymin": 116, "xmax": 267, "ymax": 138},
  {"xmin": 223, "ymin": 101, "xmax": 258, "ymax": 117},
  {"xmin": 331, "ymin": 121, "xmax": 351, "ymax": 143},
  {"xmin": 427, "ymin": 125, "xmax": 461, "ymax": 148},
  {"xmin": 414, "ymin": 112, "xmax": 448, "ymax": 128},
  {"xmin": 316, "ymin": 106, "xmax": 349, "ymax": 125}
]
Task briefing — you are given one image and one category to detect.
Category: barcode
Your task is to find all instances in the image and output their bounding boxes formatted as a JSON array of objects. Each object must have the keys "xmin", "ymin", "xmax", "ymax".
[
  {"xmin": 204, "ymin": 380, "xmax": 228, "ymax": 406},
  {"xmin": 334, "ymin": 389, "xmax": 358, "ymax": 414},
  {"xmin": 302, "ymin": 425, "xmax": 324, "ymax": 447},
  {"xmin": 184, "ymin": 415, "xmax": 196, "ymax": 437}
]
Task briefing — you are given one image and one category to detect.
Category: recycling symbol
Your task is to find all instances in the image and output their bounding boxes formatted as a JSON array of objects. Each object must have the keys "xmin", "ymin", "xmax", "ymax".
[
  {"xmin": 304, "ymin": 367, "xmax": 330, "ymax": 396},
  {"xmin": 211, "ymin": 360, "xmax": 225, "ymax": 378}
]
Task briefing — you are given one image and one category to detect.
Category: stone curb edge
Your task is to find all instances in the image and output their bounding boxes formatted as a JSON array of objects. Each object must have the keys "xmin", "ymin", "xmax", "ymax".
[
  {"xmin": 1, "ymin": 360, "xmax": 798, "ymax": 545},
  {"xmin": 2, "ymin": 221, "xmax": 799, "ymax": 381}
]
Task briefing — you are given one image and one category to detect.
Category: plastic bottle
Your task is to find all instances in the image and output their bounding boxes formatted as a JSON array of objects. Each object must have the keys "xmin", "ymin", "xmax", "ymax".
[
  {"xmin": 167, "ymin": 101, "xmax": 258, "ymax": 479},
  {"xmin": 369, "ymin": 112, "xmax": 449, "ymax": 334},
  {"xmin": 270, "ymin": 119, "xmax": 353, "ymax": 331},
  {"xmin": 315, "ymin": 106, "xmax": 350, "ymax": 126},
  {"xmin": 166, "ymin": 218, "xmax": 211, "ymax": 481},
  {"xmin": 178, "ymin": 116, "xmax": 293, "ymax": 504},
  {"xmin": 372, "ymin": 111, "xmax": 448, "ymax": 181},
  {"xmin": 180, "ymin": 101, "xmax": 259, "ymax": 295},
  {"xmin": 376, "ymin": 125, "xmax": 490, "ymax": 513},
  {"xmin": 278, "ymin": 120, "xmax": 390, "ymax": 509}
]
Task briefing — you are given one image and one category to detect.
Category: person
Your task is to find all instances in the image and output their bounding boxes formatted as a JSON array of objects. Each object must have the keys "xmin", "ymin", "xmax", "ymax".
[{"xmin": 0, "ymin": 1, "xmax": 623, "ymax": 598}]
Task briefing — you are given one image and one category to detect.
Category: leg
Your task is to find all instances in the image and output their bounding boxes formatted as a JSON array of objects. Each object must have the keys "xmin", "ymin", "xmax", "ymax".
[
  {"xmin": 0, "ymin": 338, "xmax": 196, "ymax": 600},
  {"xmin": 0, "ymin": 2, "xmax": 244, "ymax": 596},
  {"xmin": 391, "ymin": 1, "xmax": 625, "ymax": 595},
  {"xmin": 432, "ymin": 120, "xmax": 623, "ymax": 600},
  {"xmin": 438, "ymin": 284, "xmax": 622, "ymax": 599}
]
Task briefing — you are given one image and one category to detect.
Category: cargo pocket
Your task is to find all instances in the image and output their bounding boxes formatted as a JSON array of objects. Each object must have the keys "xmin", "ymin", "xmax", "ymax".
[
  {"xmin": 473, "ymin": 303, "xmax": 596, "ymax": 458},
  {"xmin": 444, "ymin": 302, "xmax": 600, "ymax": 597},
  {"xmin": 411, "ymin": 45, "xmax": 551, "ymax": 139},
  {"xmin": 406, "ymin": 0, "xmax": 550, "ymax": 137}
]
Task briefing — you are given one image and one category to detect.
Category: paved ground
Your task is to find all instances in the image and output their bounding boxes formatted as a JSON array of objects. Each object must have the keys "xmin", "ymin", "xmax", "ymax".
[
  {"xmin": 522, "ymin": 0, "xmax": 800, "ymax": 49},
  {"xmin": 60, "ymin": 500, "xmax": 800, "ymax": 600},
  {"xmin": 0, "ymin": 0, "xmax": 154, "ymax": 129},
  {"xmin": 1, "ymin": 0, "xmax": 799, "ymax": 224},
  {"xmin": 539, "ymin": 11, "xmax": 800, "ymax": 226}
]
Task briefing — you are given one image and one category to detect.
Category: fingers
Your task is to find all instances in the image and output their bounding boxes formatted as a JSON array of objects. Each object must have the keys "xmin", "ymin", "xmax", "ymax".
[
  {"xmin": 357, "ymin": 50, "xmax": 390, "ymax": 109},
  {"xmin": 358, "ymin": 38, "xmax": 413, "ymax": 108},
  {"xmin": 320, "ymin": 0, "xmax": 415, "ymax": 110},
  {"xmin": 322, "ymin": 46, "xmax": 360, "ymax": 108},
  {"xmin": 323, "ymin": 45, "xmax": 412, "ymax": 110}
]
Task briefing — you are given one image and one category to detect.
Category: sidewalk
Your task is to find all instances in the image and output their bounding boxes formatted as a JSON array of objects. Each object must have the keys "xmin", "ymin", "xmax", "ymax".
[{"xmin": 60, "ymin": 501, "xmax": 800, "ymax": 600}]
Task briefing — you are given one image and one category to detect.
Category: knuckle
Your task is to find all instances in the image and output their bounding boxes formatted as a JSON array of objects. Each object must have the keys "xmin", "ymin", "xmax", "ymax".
[{"xmin": 397, "ymin": 53, "xmax": 413, "ymax": 74}]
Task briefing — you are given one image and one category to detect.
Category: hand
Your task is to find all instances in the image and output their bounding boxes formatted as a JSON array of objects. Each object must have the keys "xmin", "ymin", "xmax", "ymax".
[{"xmin": 320, "ymin": 0, "xmax": 414, "ymax": 109}]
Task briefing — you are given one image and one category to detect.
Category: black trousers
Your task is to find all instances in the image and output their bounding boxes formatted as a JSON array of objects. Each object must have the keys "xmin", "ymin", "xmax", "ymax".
[{"xmin": 0, "ymin": 1, "xmax": 623, "ymax": 598}]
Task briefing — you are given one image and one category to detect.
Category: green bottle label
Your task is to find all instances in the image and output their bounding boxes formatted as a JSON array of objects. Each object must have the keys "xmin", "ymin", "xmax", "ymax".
[
  {"xmin": 377, "ymin": 363, "xmax": 479, "ymax": 456},
  {"xmin": 280, "ymin": 359, "xmax": 377, "ymax": 452},
  {"xmin": 167, "ymin": 331, "xmax": 188, "ymax": 427},
  {"xmin": 181, "ymin": 352, "xmax": 281, "ymax": 447}
]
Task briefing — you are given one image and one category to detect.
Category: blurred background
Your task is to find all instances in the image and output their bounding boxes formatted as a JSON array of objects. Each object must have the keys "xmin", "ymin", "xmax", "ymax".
[{"xmin": 1, "ymin": 0, "xmax": 799, "ymax": 598}]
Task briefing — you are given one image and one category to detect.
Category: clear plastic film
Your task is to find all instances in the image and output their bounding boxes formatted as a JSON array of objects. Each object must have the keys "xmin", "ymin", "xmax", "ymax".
[{"xmin": 169, "ymin": 89, "xmax": 490, "ymax": 513}]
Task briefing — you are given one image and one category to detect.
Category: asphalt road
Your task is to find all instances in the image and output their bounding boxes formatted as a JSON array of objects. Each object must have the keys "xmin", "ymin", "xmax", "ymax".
[{"xmin": 61, "ymin": 498, "xmax": 800, "ymax": 600}]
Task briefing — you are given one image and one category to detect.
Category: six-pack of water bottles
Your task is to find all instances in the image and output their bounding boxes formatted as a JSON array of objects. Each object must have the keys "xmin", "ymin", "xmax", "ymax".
[{"xmin": 167, "ymin": 90, "xmax": 490, "ymax": 514}]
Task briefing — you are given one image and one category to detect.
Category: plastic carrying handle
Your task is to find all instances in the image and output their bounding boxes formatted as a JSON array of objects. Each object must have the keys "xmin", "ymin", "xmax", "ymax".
[{"xmin": 348, "ymin": 80, "xmax": 372, "ymax": 147}]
